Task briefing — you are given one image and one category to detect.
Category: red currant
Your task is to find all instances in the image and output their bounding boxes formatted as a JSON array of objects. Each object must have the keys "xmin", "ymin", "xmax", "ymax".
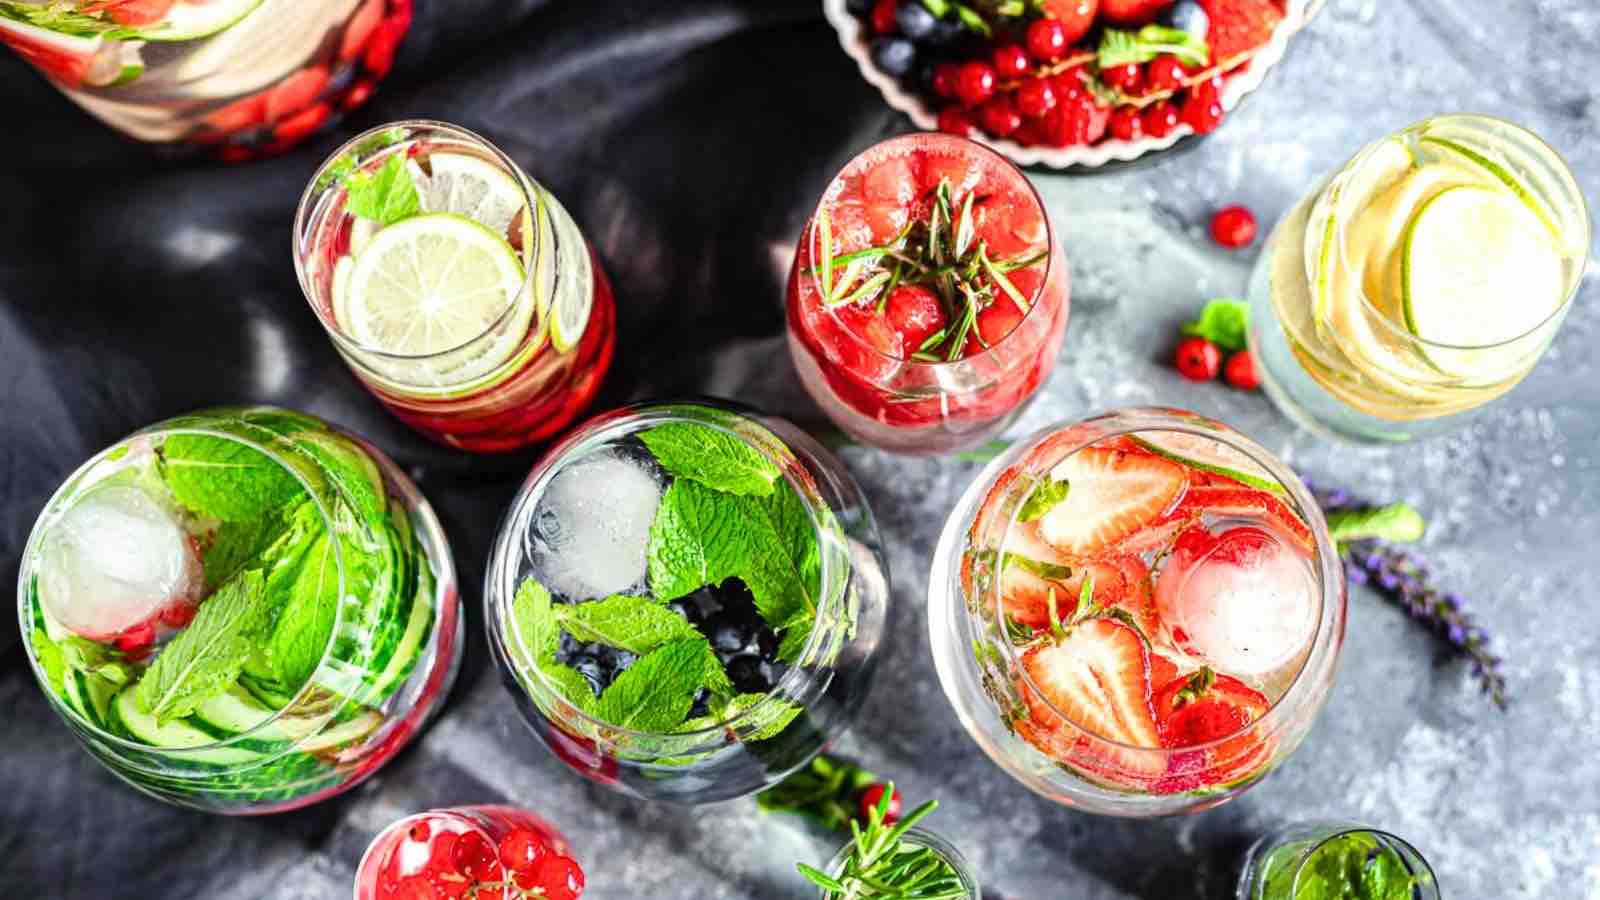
[
  {"xmin": 931, "ymin": 62, "xmax": 960, "ymax": 99},
  {"xmin": 954, "ymin": 61, "xmax": 997, "ymax": 106},
  {"xmin": 1224, "ymin": 350, "xmax": 1260, "ymax": 390},
  {"xmin": 1024, "ymin": 18, "xmax": 1068, "ymax": 63},
  {"xmin": 158, "ymin": 602, "xmax": 196, "ymax": 628},
  {"xmin": 1210, "ymin": 204, "xmax": 1258, "ymax": 249},
  {"xmin": 114, "ymin": 623, "xmax": 156, "ymax": 655},
  {"xmin": 979, "ymin": 97, "xmax": 1022, "ymax": 137},
  {"xmin": 451, "ymin": 832, "xmax": 499, "ymax": 882},
  {"xmin": 1053, "ymin": 70, "xmax": 1086, "ymax": 102},
  {"xmin": 991, "ymin": 43, "xmax": 1031, "ymax": 79},
  {"xmin": 498, "ymin": 828, "xmax": 547, "ymax": 874},
  {"xmin": 391, "ymin": 875, "xmax": 438, "ymax": 900},
  {"xmin": 1100, "ymin": 62, "xmax": 1144, "ymax": 95},
  {"xmin": 407, "ymin": 821, "xmax": 432, "ymax": 844},
  {"xmin": 937, "ymin": 107, "xmax": 974, "ymax": 136},
  {"xmin": 1141, "ymin": 100, "xmax": 1180, "ymax": 138},
  {"xmin": 1044, "ymin": 0, "xmax": 1098, "ymax": 45},
  {"xmin": 869, "ymin": 0, "xmax": 897, "ymax": 34},
  {"xmin": 1181, "ymin": 76, "xmax": 1226, "ymax": 134},
  {"xmin": 859, "ymin": 784, "xmax": 903, "ymax": 824},
  {"xmin": 1014, "ymin": 77, "xmax": 1057, "ymax": 118},
  {"xmin": 531, "ymin": 854, "xmax": 586, "ymax": 900},
  {"xmin": 427, "ymin": 832, "xmax": 459, "ymax": 873},
  {"xmin": 1146, "ymin": 55, "xmax": 1186, "ymax": 93},
  {"xmin": 1175, "ymin": 337, "xmax": 1222, "ymax": 381},
  {"xmin": 1108, "ymin": 105, "xmax": 1144, "ymax": 141}
]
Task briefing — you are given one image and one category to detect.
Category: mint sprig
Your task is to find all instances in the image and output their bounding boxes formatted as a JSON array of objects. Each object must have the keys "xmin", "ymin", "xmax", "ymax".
[
  {"xmin": 595, "ymin": 638, "xmax": 721, "ymax": 732},
  {"xmin": 553, "ymin": 594, "xmax": 705, "ymax": 654},
  {"xmin": 757, "ymin": 754, "xmax": 881, "ymax": 831},
  {"xmin": 1098, "ymin": 24, "xmax": 1210, "ymax": 70},
  {"xmin": 1180, "ymin": 298, "xmax": 1250, "ymax": 352},
  {"xmin": 345, "ymin": 154, "xmax": 421, "ymax": 227},
  {"xmin": 1326, "ymin": 502, "xmax": 1426, "ymax": 546},
  {"xmin": 1017, "ymin": 476, "xmax": 1069, "ymax": 523},
  {"xmin": 161, "ymin": 434, "xmax": 307, "ymax": 523},
  {"xmin": 638, "ymin": 423, "xmax": 780, "ymax": 497},
  {"xmin": 135, "ymin": 570, "xmax": 275, "ymax": 723}
]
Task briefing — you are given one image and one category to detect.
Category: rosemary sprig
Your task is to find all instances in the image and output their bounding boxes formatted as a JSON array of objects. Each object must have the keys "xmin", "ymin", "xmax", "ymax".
[
  {"xmin": 807, "ymin": 176, "xmax": 1048, "ymax": 362},
  {"xmin": 798, "ymin": 788, "xmax": 967, "ymax": 900}
]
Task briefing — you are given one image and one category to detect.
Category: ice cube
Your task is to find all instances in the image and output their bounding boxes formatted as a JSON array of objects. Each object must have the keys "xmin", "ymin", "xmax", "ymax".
[
  {"xmin": 37, "ymin": 483, "xmax": 202, "ymax": 641},
  {"xmin": 528, "ymin": 449, "xmax": 663, "ymax": 601},
  {"xmin": 1154, "ymin": 525, "xmax": 1316, "ymax": 678}
]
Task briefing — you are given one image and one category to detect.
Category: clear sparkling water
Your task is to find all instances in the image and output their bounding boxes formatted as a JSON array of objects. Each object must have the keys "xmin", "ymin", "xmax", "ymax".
[
  {"xmin": 527, "ymin": 447, "xmax": 663, "ymax": 601},
  {"xmin": 37, "ymin": 482, "xmax": 201, "ymax": 640}
]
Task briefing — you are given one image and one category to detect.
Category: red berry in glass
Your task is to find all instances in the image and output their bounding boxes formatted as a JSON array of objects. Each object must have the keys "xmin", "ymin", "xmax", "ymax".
[
  {"xmin": 955, "ymin": 61, "xmax": 997, "ymax": 106},
  {"xmin": 358, "ymin": 808, "xmax": 581, "ymax": 900},
  {"xmin": 1174, "ymin": 336, "xmax": 1222, "ymax": 381},
  {"xmin": 1211, "ymin": 204, "xmax": 1258, "ymax": 249},
  {"xmin": 786, "ymin": 134, "xmax": 1070, "ymax": 454},
  {"xmin": 858, "ymin": 783, "xmax": 903, "ymax": 824}
]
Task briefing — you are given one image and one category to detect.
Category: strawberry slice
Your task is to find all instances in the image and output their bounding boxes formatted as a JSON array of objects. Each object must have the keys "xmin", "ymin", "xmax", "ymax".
[
  {"xmin": 1098, "ymin": 0, "xmax": 1173, "ymax": 25},
  {"xmin": 1172, "ymin": 484, "xmax": 1313, "ymax": 552},
  {"xmin": 993, "ymin": 552, "xmax": 1137, "ymax": 631},
  {"xmin": 1150, "ymin": 667, "xmax": 1273, "ymax": 792},
  {"xmin": 1017, "ymin": 619, "xmax": 1162, "ymax": 748},
  {"xmin": 1035, "ymin": 446, "xmax": 1188, "ymax": 557},
  {"xmin": 1199, "ymin": 0, "xmax": 1286, "ymax": 66}
]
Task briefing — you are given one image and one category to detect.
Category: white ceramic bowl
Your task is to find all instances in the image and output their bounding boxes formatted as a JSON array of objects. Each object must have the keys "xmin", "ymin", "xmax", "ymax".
[{"xmin": 824, "ymin": 0, "xmax": 1324, "ymax": 169}]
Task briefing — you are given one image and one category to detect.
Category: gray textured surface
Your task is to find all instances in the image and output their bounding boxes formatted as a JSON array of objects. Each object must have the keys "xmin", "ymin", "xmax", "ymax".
[{"xmin": 3, "ymin": 1, "xmax": 1598, "ymax": 898}]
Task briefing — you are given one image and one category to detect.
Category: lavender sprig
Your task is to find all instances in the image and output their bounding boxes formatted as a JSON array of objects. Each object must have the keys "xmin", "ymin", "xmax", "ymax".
[{"xmin": 1308, "ymin": 482, "xmax": 1508, "ymax": 710}]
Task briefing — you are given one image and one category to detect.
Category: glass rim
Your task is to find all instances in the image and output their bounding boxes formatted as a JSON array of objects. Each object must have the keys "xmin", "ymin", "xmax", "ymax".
[
  {"xmin": 17, "ymin": 415, "xmax": 351, "ymax": 757},
  {"xmin": 983, "ymin": 408, "xmax": 1344, "ymax": 756},
  {"xmin": 291, "ymin": 119, "xmax": 545, "ymax": 363},
  {"xmin": 1292, "ymin": 826, "xmax": 1439, "ymax": 898},
  {"xmin": 821, "ymin": 826, "xmax": 981, "ymax": 899},
  {"xmin": 801, "ymin": 132, "xmax": 1060, "ymax": 374},
  {"xmin": 488, "ymin": 400, "xmax": 848, "ymax": 743},
  {"xmin": 1327, "ymin": 112, "xmax": 1589, "ymax": 354}
]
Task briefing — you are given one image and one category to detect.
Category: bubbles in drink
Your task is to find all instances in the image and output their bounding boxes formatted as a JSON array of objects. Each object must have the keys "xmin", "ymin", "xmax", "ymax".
[
  {"xmin": 528, "ymin": 448, "xmax": 663, "ymax": 601},
  {"xmin": 37, "ymin": 482, "xmax": 201, "ymax": 641}
]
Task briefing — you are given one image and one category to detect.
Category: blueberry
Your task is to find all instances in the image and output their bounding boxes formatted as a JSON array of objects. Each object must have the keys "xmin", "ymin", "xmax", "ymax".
[
  {"xmin": 687, "ymin": 688, "xmax": 711, "ymax": 720},
  {"xmin": 926, "ymin": 17, "xmax": 965, "ymax": 48},
  {"xmin": 718, "ymin": 582, "xmax": 762, "ymax": 624},
  {"xmin": 895, "ymin": 1, "xmax": 938, "ymax": 41},
  {"xmin": 570, "ymin": 654, "xmax": 604, "ymax": 694},
  {"xmin": 727, "ymin": 654, "xmax": 770, "ymax": 694},
  {"xmin": 597, "ymin": 647, "xmax": 638, "ymax": 680},
  {"xmin": 711, "ymin": 621, "xmax": 750, "ymax": 654},
  {"xmin": 870, "ymin": 37, "xmax": 917, "ymax": 78},
  {"xmin": 1161, "ymin": 0, "xmax": 1209, "ymax": 38},
  {"xmin": 555, "ymin": 631, "xmax": 583, "ymax": 660},
  {"xmin": 846, "ymin": 0, "xmax": 871, "ymax": 15},
  {"xmin": 755, "ymin": 627, "xmax": 781, "ymax": 658}
]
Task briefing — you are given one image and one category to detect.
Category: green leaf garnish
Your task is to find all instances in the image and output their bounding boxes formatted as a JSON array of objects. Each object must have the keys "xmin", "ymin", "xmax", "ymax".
[
  {"xmin": 345, "ymin": 154, "xmax": 421, "ymax": 227},
  {"xmin": 1018, "ymin": 476, "xmax": 1070, "ymax": 523},
  {"xmin": 1047, "ymin": 588, "xmax": 1067, "ymax": 639},
  {"xmin": 1180, "ymin": 298, "xmax": 1250, "ymax": 352},
  {"xmin": 594, "ymin": 638, "xmax": 722, "ymax": 732},
  {"xmin": 1098, "ymin": 24, "xmax": 1209, "ymax": 70},
  {"xmin": 135, "ymin": 570, "xmax": 275, "ymax": 723},
  {"xmin": 554, "ymin": 594, "xmax": 705, "ymax": 654},
  {"xmin": 798, "ymin": 787, "xmax": 966, "ymax": 900},
  {"xmin": 161, "ymin": 435, "xmax": 307, "ymax": 523},
  {"xmin": 1005, "ymin": 553, "xmax": 1072, "ymax": 581},
  {"xmin": 1327, "ymin": 503, "xmax": 1426, "ymax": 545},
  {"xmin": 639, "ymin": 422, "xmax": 781, "ymax": 497},
  {"xmin": 758, "ymin": 753, "xmax": 881, "ymax": 832}
]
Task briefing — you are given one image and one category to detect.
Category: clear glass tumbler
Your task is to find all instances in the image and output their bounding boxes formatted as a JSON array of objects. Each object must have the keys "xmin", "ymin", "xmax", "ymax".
[
  {"xmin": 355, "ymin": 804, "xmax": 584, "ymax": 900},
  {"xmin": 485, "ymin": 400, "xmax": 891, "ymax": 804},
  {"xmin": 1238, "ymin": 822, "xmax": 1440, "ymax": 900}
]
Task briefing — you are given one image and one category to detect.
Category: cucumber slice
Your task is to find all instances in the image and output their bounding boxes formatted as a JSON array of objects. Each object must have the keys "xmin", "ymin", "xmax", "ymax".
[
  {"xmin": 64, "ymin": 670, "xmax": 117, "ymax": 730},
  {"xmin": 239, "ymin": 673, "xmax": 296, "ymax": 710},
  {"xmin": 298, "ymin": 708, "xmax": 383, "ymax": 753},
  {"xmin": 112, "ymin": 687, "xmax": 269, "ymax": 765},
  {"xmin": 365, "ymin": 561, "xmax": 435, "ymax": 704},
  {"xmin": 125, "ymin": 0, "xmax": 265, "ymax": 42},
  {"xmin": 193, "ymin": 685, "xmax": 310, "ymax": 742},
  {"xmin": 289, "ymin": 431, "xmax": 387, "ymax": 525},
  {"xmin": 1129, "ymin": 434, "xmax": 1286, "ymax": 496}
]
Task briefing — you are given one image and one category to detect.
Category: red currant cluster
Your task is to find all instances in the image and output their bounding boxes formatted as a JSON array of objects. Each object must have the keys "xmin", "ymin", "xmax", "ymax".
[
  {"xmin": 850, "ymin": 0, "xmax": 1286, "ymax": 149},
  {"xmin": 372, "ymin": 820, "xmax": 585, "ymax": 900}
]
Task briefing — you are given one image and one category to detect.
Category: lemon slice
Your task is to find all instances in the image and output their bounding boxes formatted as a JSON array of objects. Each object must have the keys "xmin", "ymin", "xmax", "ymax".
[
  {"xmin": 337, "ymin": 213, "xmax": 533, "ymax": 389},
  {"xmin": 1401, "ymin": 184, "xmax": 1565, "ymax": 376},
  {"xmin": 549, "ymin": 236, "xmax": 593, "ymax": 353},
  {"xmin": 413, "ymin": 152, "xmax": 528, "ymax": 242}
]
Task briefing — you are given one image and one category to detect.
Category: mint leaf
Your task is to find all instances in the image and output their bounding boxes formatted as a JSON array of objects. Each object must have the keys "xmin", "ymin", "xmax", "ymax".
[
  {"xmin": 595, "ymin": 638, "xmax": 718, "ymax": 732},
  {"xmin": 203, "ymin": 509, "xmax": 301, "ymax": 591},
  {"xmin": 345, "ymin": 154, "xmax": 421, "ymax": 227},
  {"xmin": 541, "ymin": 662, "xmax": 599, "ymax": 715},
  {"xmin": 554, "ymin": 594, "xmax": 704, "ymax": 654},
  {"xmin": 510, "ymin": 577, "xmax": 559, "ymax": 664},
  {"xmin": 724, "ymin": 693, "xmax": 803, "ymax": 741},
  {"xmin": 1180, "ymin": 299, "xmax": 1250, "ymax": 352},
  {"xmin": 1171, "ymin": 666, "xmax": 1215, "ymax": 708},
  {"xmin": 1018, "ymin": 477, "xmax": 1070, "ymax": 523},
  {"xmin": 639, "ymin": 423, "xmax": 781, "ymax": 497},
  {"xmin": 265, "ymin": 530, "xmax": 340, "ymax": 691},
  {"xmin": 1098, "ymin": 25, "xmax": 1209, "ymax": 70},
  {"xmin": 0, "ymin": 2, "xmax": 139, "ymax": 39},
  {"xmin": 30, "ymin": 628, "xmax": 66, "ymax": 693},
  {"xmin": 1327, "ymin": 503, "xmax": 1426, "ymax": 544},
  {"xmin": 290, "ymin": 432, "xmax": 387, "ymax": 525},
  {"xmin": 135, "ymin": 570, "xmax": 274, "ymax": 723},
  {"xmin": 162, "ymin": 435, "xmax": 307, "ymax": 522}
]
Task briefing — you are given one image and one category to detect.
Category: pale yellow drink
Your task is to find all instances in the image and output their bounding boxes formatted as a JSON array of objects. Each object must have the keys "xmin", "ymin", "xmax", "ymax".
[{"xmin": 1248, "ymin": 115, "xmax": 1589, "ymax": 442}]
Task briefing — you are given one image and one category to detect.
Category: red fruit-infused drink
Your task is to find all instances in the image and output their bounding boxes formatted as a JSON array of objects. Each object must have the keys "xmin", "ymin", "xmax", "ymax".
[
  {"xmin": 355, "ymin": 805, "xmax": 585, "ymax": 900},
  {"xmin": 0, "ymin": 0, "xmax": 413, "ymax": 159},
  {"xmin": 930, "ymin": 409, "xmax": 1346, "ymax": 816},
  {"xmin": 295, "ymin": 121, "xmax": 616, "ymax": 452},
  {"xmin": 786, "ymin": 133, "xmax": 1069, "ymax": 456}
]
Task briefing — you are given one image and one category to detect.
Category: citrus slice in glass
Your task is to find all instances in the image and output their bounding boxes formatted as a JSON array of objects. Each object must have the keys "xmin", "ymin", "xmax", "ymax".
[
  {"xmin": 336, "ymin": 213, "xmax": 534, "ymax": 391},
  {"xmin": 1401, "ymin": 184, "xmax": 1565, "ymax": 376}
]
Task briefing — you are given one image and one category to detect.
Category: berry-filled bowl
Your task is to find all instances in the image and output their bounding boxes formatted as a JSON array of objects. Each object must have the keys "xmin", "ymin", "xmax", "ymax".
[{"xmin": 825, "ymin": 0, "xmax": 1325, "ymax": 169}]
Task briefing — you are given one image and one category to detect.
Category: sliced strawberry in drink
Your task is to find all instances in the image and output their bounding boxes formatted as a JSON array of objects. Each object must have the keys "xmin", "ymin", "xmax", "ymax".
[
  {"xmin": 1035, "ymin": 446, "xmax": 1188, "ymax": 557},
  {"xmin": 961, "ymin": 297, "xmax": 1027, "ymax": 358},
  {"xmin": 1200, "ymin": 0, "xmax": 1285, "ymax": 66},
  {"xmin": 1150, "ymin": 667, "xmax": 1273, "ymax": 792},
  {"xmin": 340, "ymin": 0, "xmax": 386, "ymax": 62},
  {"xmin": 879, "ymin": 284, "xmax": 948, "ymax": 357},
  {"xmin": 860, "ymin": 152, "xmax": 918, "ymax": 242},
  {"xmin": 265, "ymin": 64, "xmax": 330, "ymax": 122},
  {"xmin": 1173, "ymin": 483, "xmax": 1313, "ymax": 551},
  {"xmin": 974, "ymin": 191, "xmax": 1047, "ymax": 259},
  {"xmin": 90, "ymin": 0, "xmax": 177, "ymax": 26},
  {"xmin": 922, "ymin": 152, "xmax": 980, "ymax": 197}
]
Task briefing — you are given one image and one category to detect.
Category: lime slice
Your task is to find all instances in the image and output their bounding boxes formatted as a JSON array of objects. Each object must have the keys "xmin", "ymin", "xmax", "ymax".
[
  {"xmin": 549, "ymin": 243, "xmax": 593, "ymax": 353},
  {"xmin": 1129, "ymin": 434, "xmax": 1285, "ymax": 495},
  {"xmin": 1400, "ymin": 184, "xmax": 1565, "ymax": 375},
  {"xmin": 413, "ymin": 152, "xmax": 528, "ymax": 241},
  {"xmin": 337, "ymin": 213, "xmax": 532, "ymax": 387},
  {"xmin": 1418, "ymin": 135, "xmax": 1560, "ymax": 239}
]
